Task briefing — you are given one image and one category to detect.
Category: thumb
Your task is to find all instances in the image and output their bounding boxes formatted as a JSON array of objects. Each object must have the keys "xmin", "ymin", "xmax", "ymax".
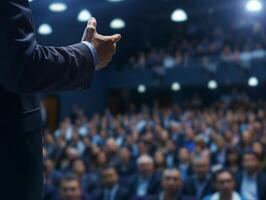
[
  {"xmin": 85, "ymin": 25, "xmax": 96, "ymax": 42},
  {"xmin": 88, "ymin": 17, "xmax": 97, "ymax": 29},
  {"xmin": 105, "ymin": 34, "xmax": 122, "ymax": 43}
]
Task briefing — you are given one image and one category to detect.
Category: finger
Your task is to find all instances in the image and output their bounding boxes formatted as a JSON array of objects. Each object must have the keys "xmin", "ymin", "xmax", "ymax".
[
  {"xmin": 113, "ymin": 34, "xmax": 121, "ymax": 43},
  {"xmin": 85, "ymin": 26, "xmax": 96, "ymax": 42},
  {"xmin": 104, "ymin": 34, "xmax": 122, "ymax": 43},
  {"xmin": 88, "ymin": 17, "xmax": 97, "ymax": 29}
]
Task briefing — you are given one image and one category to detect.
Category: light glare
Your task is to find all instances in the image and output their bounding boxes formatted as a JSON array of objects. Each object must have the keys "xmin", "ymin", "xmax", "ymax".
[
  {"xmin": 78, "ymin": 10, "xmax": 92, "ymax": 22},
  {"xmin": 38, "ymin": 24, "xmax": 53, "ymax": 35},
  {"xmin": 171, "ymin": 82, "xmax": 181, "ymax": 91},
  {"xmin": 110, "ymin": 18, "xmax": 125, "ymax": 29},
  {"xmin": 138, "ymin": 84, "xmax": 146, "ymax": 93},
  {"xmin": 246, "ymin": 0, "xmax": 262, "ymax": 12},
  {"xmin": 248, "ymin": 76, "xmax": 259, "ymax": 87},
  {"xmin": 208, "ymin": 80, "xmax": 218, "ymax": 89},
  {"xmin": 171, "ymin": 9, "xmax": 188, "ymax": 22},
  {"xmin": 49, "ymin": 2, "xmax": 67, "ymax": 12}
]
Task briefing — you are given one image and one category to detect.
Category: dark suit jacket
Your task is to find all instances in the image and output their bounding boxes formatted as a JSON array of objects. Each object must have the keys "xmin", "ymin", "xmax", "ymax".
[
  {"xmin": 130, "ymin": 173, "xmax": 161, "ymax": 197},
  {"xmin": 0, "ymin": 1, "xmax": 95, "ymax": 200},
  {"xmin": 91, "ymin": 185, "xmax": 130, "ymax": 200},
  {"xmin": 1, "ymin": 0, "xmax": 95, "ymax": 116},
  {"xmin": 153, "ymin": 191, "xmax": 196, "ymax": 200},
  {"xmin": 235, "ymin": 171, "xmax": 266, "ymax": 200},
  {"xmin": 183, "ymin": 176, "xmax": 213, "ymax": 200}
]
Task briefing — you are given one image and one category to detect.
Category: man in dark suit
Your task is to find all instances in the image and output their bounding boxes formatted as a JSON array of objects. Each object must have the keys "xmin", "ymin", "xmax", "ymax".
[
  {"xmin": 235, "ymin": 151, "xmax": 266, "ymax": 200},
  {"xmin": 155, "ymin": 168, "xmax": 195, "ymax": 200},
  {"xmin": 0, "ymin": 1, "xmax": 121, "ymax": 200},
  {"xmin": 56, "ymin": 174, "xmax": 91, "ymax": 200},
  {"xmin": 129, "ymin": 155, "xmax": 161, "ymax": 199},
  {"xmin": 183, "ymin": 157, "xmax": 213, "ymax": 200},
  {"xmin": 91, "ymin": 167, "xmax": 130, "ymax": 200}
]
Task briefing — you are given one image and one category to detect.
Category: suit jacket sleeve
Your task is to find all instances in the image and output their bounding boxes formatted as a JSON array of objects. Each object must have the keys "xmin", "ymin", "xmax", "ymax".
[{"xmin": 2, "ymin": 0, "xmax": 95, "ymax": 93}]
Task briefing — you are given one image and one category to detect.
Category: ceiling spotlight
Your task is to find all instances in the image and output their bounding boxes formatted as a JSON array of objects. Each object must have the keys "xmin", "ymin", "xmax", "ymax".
[
  {"xmin": 38, "ymin": 24, "xmax": 53, "ymax": 35},
  {"xmin": 110, "ymin": 18, "xmax": 125, "ymax": 29},
  {"xmin": 208, "ymin": 80, "xmax": 218, "ymax": 90},
  {"xmin": 78, "ymin": 9, "xmax": 92, "ymax": 22},
  {"xmin": 246, "ymin": 0, "xmax": 263, "ymax": 12},
  {"xmin": 138, "ymin": 84, "xmax": 146, "ymax": 93},
  {"xmin": 29, "ymin": 0, "xmax": 34, "ymax": 2},
  {"xmin": 248, "ymin": 76, "xmax": 259, "ymax": 87},
  {"xmin": 171, "ymin": 9, "xmax": 188, "ymax": 22},
  {"xmin": 49, "ymin": 2, "xmax": 67, "ymax": 12},
  {"xmin": 171, "ymin": 82, "xmax": 181, "ymax": 91}
]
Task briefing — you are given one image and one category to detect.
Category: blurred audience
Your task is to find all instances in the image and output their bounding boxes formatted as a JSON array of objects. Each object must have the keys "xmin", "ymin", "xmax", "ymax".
[{"xmin": 43, "ymin": 95, "xmax": 266, "ymax": 200}]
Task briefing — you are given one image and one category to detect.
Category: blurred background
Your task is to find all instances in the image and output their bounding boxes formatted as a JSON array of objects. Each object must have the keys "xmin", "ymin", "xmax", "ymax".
[{"xmin": 36, "ymin": 0, "xmax": 266, "ymax": 200}]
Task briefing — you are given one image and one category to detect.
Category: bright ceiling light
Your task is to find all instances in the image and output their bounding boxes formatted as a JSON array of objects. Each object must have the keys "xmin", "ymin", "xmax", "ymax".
[
  {"xmin": 248, "ymin": 76, "xmax": 259, "ymax": 87},
  {"xmin": 171, "ymin": 82, "xmax": 181, "ymax": 91},
  {"xmin": 138, "ymin": 84, "xmax": 146, "ymax": 93},
  {"xmin": 38, "ymin": 24, "xmax": 53, "ymax": 35},
  {"xmin": 49, "ymin": 2, "xmax": 67, "ymax": 12},
  {"xmin": 246, "ymin": 0, "xmax": 263, "ymax": 12},
  {"xmin": 208, "ymin": 80, "xmax": 218, "ymax": 90},
  {"xmin": 29, "ymin": 0, "xmax": 34, "ymax": 2},
  {"xmin": 110, "ymin": 18, "xmax": 125, "ymax": 29},
  {"xmin": 171, "ymin": 9, "xmax": 188, "ymax": 22},
  {"xmin": 78, "ymin": 9, "xmax": 92, "ymax": 22}
]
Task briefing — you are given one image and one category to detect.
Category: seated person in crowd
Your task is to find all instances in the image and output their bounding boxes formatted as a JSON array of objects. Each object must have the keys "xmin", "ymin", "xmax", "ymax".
[
  {"xmin": 130, "ymin": 154, "xmax": 161, "ymax": 198},
  {"xmin": 91, "ymin": 167, "xmax": 130, "ymax": 200},
  {"xmin": 57, "ymin": 173, "xmax": 90, "ymax": 200},
  {"xmin": 203, "ymin": 169, "xmax": 242, "ymax": 200},
  {"xmin": 183, "ymin": 156, "xmax": 213, "ymax": 200},
  {"xmin": 236, "ymin": 151, "xmax": 266, "ymax": 200},
  {"xmin": 156, "ymin": 168, "xmax": 195, "ymax": 200},
  {"xmin": 177, "ymin": 148, "xmax": 193, "ymax": 182}
]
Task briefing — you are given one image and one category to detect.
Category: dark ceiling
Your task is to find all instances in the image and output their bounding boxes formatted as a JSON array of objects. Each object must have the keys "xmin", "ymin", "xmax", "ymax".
[{"xmin": 30, "ymin": 0, "xmax": 265, "ymax": 64}]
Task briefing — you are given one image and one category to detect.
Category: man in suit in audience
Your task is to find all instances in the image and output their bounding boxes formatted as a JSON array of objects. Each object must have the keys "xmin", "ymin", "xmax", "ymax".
[
  {"xmin": 57, "ymin": 174, "xmax": 90, "ymax": 200},
  {"xmin": 203, "ymin": 169, "xmax": 242, "ymax": 200},
  {"xmin": 130, "ymin": 155, "xmax": 161, "ymax": 199},
  {"xmin": 92, "ymin": 167, "xmax": 130, "ymax": 200},
  {"xmin": 236, "ymin": 151, "xmax": 266, "ymax": 200},
  {"xmin": 156, "ymin": 168, "xmax": 195, "ymax": 200},
  {"xmin": 0, "ymin": 0, "xmax": 121, "ymax": 199},
  {"xmin": 183, "ymin": 157, "xmax": 213, "ymax": 200}
]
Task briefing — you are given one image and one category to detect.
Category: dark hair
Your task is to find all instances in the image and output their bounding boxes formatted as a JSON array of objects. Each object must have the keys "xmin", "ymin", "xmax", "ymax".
[
  {"xmin": 225, "ymin": 147, "xmax": 240, "ymax": 167},
  {"xmin": 242, "ymin": 150, "xmax": 261, "ymax": 161},
  {"xmin": 60, "ymin": 173, "xmax": 80, "ymax": 186},
  {"xmin": 213, "ymin": 169, "xmax": 235, "ymax": 182}
]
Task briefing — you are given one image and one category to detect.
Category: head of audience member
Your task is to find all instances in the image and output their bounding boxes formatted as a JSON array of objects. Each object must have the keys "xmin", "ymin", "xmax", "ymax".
[
  {"xmin": 213, "ymin": 169, "xmax": 237, "ymax": 199},
  {"xmin": 242, "ymin": 151, "xmax": 260, "ymax": 176},
  {"xmin": 66, "ymin": 147, "xmax": 80, "ymax": 162},
  {"xmin": 225, "ymin": 148, "xmax": 240, "ymax": 168},
  {"xmin": 193, "ymin": 156, "xmax": 210, "ymax": 181},
  {"xmin": 101, "ymin": 167, "xmax": 119, "ymax": 189},
  {"xmin": 161, "ymin": 169, "xmax": 183, "ymax": 196},
  {"xmin": 166, "ymin": 140, "xmax": 176, "ymax": 153},
  {"xmin": 59, "ymin": 174, "xmax": 82, "ymax": 200},
  {"xmin": 252, "ymin": 142, "xmax": 264, "ymax": 158},
  {"xmin": 154, "ymin": 150, "xmax": 166, "ymax": 170},
  {"xmin": 97, "ymin": 151, "xmax": 108, "ymax": 167},
  {"xmin": 72, "ymin": 159, "xmax": 87, "ymax": 177},
  {"xmin": 105, "ymin": 138, "xmax": 118, "ymax": 154},
  {"xmin": 44, "ymin": 159, "xmax": 55, "ymax": 177},
  {"xmin": 137, "ymin": 155, "xmax": 155, "ymax": 179},
  {"xmin": 119, "ymin": 147, "xmax": 131, "ymax": 163},
  {"xmin": 242, "ymin": 131, "xmax": 253, "ymax": 147},
  {"xmin": 178, "ymin": 148, "xmax": 191, "ymax": 164}
]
